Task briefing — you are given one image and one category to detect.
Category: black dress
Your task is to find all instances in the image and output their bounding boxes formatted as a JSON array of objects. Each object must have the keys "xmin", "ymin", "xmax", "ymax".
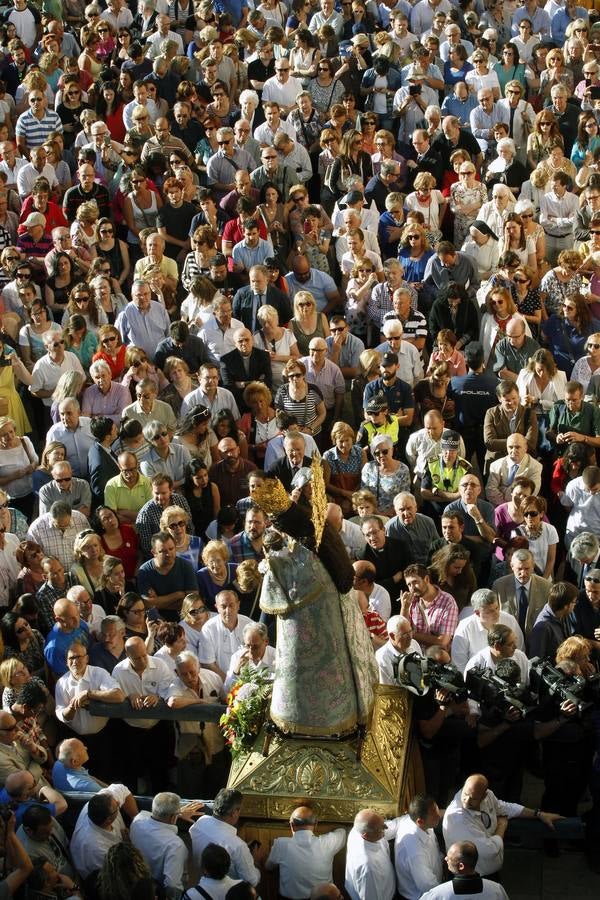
[{"xmin": 185, "ymin": 483, "xmax": 215, "ymax": 541}]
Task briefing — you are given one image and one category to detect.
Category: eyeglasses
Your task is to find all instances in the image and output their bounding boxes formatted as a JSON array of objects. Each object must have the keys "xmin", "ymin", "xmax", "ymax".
[
  {"xmin": 16, "ymin": 273, "xmax": 30, "ymax": 278},
  {"xmin": 540, "ymin": 122, "xmax": 552, "ymax": 127},
  {"xmin": 592, "ymin": 230, "xmax": 600, "ymax": 235},
  {"xmin": 330, "ymin": 326, "xmax": 345, "ymax": 332},
  {"xmin": 288, "ymin": 372, "xmax": 303, "ymax": 378},
  {"xmin": 55, "ymin": 476, "xmax": 72, "ymax": 483},
  {"xmin": 120, "ymin": 465, "xmax": 138, "ymax": 473},
  {"xmin": 189, "ymin": 607, "xmax": 207, "ymax": 616},
  {"xmin": 98, "ymin": 26, "xmax": 109, "ymax": 32},
  {"xmin": 585, "ymin": 576, "xmax": 600, "ymax": 583},
  {"xmin": 102, "ymin": 336, "xmax": 117, "ymax": 344},
  {"xmin": 407, "ymin": 234, "xmax": 420, "ymax": 240},
  {"xmin": 523, "ymin": 510, "xmax": 540, "ymax": 517},
  {"xmin": 99, "ymin": 227, "xmax": 113, "ymax": 234},
  {"xmin": 169, "ymin": 520, "xmax": 187, "ymax": 528},
  {"xmin": 513, "ymin": 277, "xmax": 528, "ymax": 284},
  {"xmin": 318, "ymin": 66, "xmax": 330, "ymax": 71},
  {"xmin": 50, "ymin": 340, "xmax": 64, "ymax": 348},
  {"xmin": 374, "ymin": 449, "xmax": 390, "ymax": 456},
  {"xmin": 218, "ymin": 140, "xmax": 231, "ymax": 145},
  {"xmin": 67, "ymin": 653, "xmax": 88, "ymax": 662},
  {"xmin": 520, "ymin": 212, "xmax": 533, "ymax": 218},
  {"xmin": 75, "ymin": 296, "xmax": 90, "ymax": 302},
  {"xmin": 153, "ymin": 431, "xmax": 169, "ymax": 439},
  {"xmin": 588, "ymin": 343, "xmax": 600, "ymax": 349}
]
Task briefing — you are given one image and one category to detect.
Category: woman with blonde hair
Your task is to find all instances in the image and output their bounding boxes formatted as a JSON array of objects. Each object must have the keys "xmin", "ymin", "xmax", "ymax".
[
  {"xmin": 160, "ymin": 504, "xmax": 203, "ymax": 570},
  {"xmin": 254, "ymin": 305, "xmax": 299, "ymax": 390},
  {"xmin": 178, "ymin": 592, "xmax": 211, "ymax": 659},
  {"xmin": 196, "ymin": 539, "xmax": 238, "ymax": 608},
  {"xmin": 238, "ymin": 381, "xmax": 278, "ymax": 466},
  {"xmin": 0, "ymin": 417, "xmax": 37, "ymax": 516},
  {"xmin": 50, "ymin": 370, "xmax": 86, "ymax": 424},
  {"xmin": 405, "ymin": 172, "xmax": 446, "ymax": 247},
  {"xmin": 71, "ymin": 199, "xmax": 100, "ymax": 256},
  {"xmin": 324, "ymin": 421, "xmax": 366, "ymax": 514},
  {"xmin": 345, "ymin": 258, "xmax": 379, "ymax": 344},
  {"xmin": 450, "ymin": 159, "xmax": 487, "ymax": 247},
  {"xmin": 71, "ymin": 529, "xmax": 106, "ymax": 595},
  {"xmin": 288, "ymin": 290, "xmax": 330, "ymax": 356},
  {"xmin": 398, "ymin": 223, "xmax": 434, "ymax": 291}
]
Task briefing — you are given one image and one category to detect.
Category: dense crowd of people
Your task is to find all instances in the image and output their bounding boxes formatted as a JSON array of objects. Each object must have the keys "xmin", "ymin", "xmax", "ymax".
[{"xmin": 0, "ymin": 0, "xmax": 600, "ymax": 894}]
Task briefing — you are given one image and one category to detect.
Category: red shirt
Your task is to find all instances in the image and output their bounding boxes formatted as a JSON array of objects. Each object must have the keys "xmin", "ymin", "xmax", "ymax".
[
  {"xmin": 101, "ymin": 524, "xmax": 138, "ymax": 581},
  {"xmin": 363, "ymin": 609, "xmax": 387, "ymax": 638},
  {"xmin": 18, "ymin": 198, "xmax": 67, "ymax": 235},
  {"xmin": 92, "ymin": 345, "xmax": 128, "ymax": 380},
  {"xmin": 222, "ymin": 215, "xmax": 269, "ymax": 272}
]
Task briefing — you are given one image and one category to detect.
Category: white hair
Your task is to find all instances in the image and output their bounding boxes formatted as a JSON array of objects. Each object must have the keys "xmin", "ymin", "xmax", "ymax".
[
  {"xmin": 89, "ymin": 359, "xmax": 111, "ymax": 378},
  {"xmin": 387, "ymin": 614, "xmax": 411, "ymax": 635}
]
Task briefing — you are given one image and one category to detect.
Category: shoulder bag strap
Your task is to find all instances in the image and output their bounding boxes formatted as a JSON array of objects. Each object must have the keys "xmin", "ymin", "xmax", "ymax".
[{"xmin": 19, "ymin": 437, "xmax": 34, "ymax": 465}]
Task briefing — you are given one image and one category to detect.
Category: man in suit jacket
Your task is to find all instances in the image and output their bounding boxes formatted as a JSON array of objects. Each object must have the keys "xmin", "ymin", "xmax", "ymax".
[
  {"xmin": 265, "ymin": 432, "xmax": 327, "ymax": 491},
  {"xmin": 483, "ymin": 381, "xmax": 538, "ymax": 471},
  {"xmin": 405, "ymin": 129, "xmax": 443, "ymax": 192},
  {"xmin": 492, "ymin": 548, "xmax": 551, "ymax": 638},
  {"xmin": 232, "ymin": 263, "xmax": 292, "ymax": 332},
  {"xmin": 485, "ymin": 434, "xmax": 543, "ymax": 506},
  {"xmin": 220, "ymin": 327, "xmax": 272, "ymax": 412}
]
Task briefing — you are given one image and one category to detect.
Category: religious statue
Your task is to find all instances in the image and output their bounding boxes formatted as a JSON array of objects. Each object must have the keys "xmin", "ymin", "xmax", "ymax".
[{"xmin": 254, "ymin": 462, "xmax": 378, "ymax": 738}]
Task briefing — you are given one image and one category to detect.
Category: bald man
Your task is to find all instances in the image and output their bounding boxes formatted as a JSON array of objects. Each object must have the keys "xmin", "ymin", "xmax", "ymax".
[
  {"xmin": 219, "ymin": 326, "xmax": 272, "ymax": 411},
  {"xmin": 443, "ymin": 774, "xmax": 562, "ymax": 877},
  {"xmin": 266, "ymin": 805, "xmax": 346, "ymax": 899},
  {"xmin": 352, "ymin": 560, "xmax": 392, "ymax": 621},
  {"xmin": 0, "ymin": 770, "xmax": 67, "ymax": 825},
  {"xmin": 43, "ymin": 599, "xmax": 89, "ymax": 677},
  {"xmin": 485, "ymin": 433, "xmax": 543, "ymax": 506},
  {"xmin": 326, "ymin": 503, "xmax": 366, "ymax": 561},
  {"xmin": 345, "ymin": 808, "xmax": 401, "ymax": 900}
]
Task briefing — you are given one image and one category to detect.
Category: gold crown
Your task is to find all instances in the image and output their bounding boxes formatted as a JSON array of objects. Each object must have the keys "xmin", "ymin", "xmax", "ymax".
[{"xmin": 253, "ymin": 478, "xmax": 292, "ymax": 516}]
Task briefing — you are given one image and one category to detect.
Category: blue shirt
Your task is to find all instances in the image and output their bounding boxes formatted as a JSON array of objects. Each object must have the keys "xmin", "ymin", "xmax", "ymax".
[
  {"xmin": 285, "ymin": 269, "xmax": 338, "ymax": 313},
  {"xmin": 441, "ymin": 92, "xmax": 479, "ymax": 126},
  {"xmin": 450, "ymin": 372, "xmax": 498, "ymax": 428},
  {"xmin": 44, "ymin": 622, "xmax": 90, "ymax": 676},
  {"xmin": 115, "ymin": 302, "xmax": 171, "ymax": 362},
  {"xmin": 137, "ymin": 558, "xmax": 198, "ymax": 611},
  {"xmin": 551, "ymin": 6, "xmax": 588, "ymax": 44},
  {"xmin": 363, "ymin": 376, "xmax": 414, "ymax": 416},
  {"xmin": 0, "ymin": 791, "xmax": 56, "ymax": 828},
  {"xmin": 51, "ymin": 761, "xmax": 103, "ymax": 793},
  {"xmin": 46, "ymin": 420, "xmax": 95, "ymax": 479}
]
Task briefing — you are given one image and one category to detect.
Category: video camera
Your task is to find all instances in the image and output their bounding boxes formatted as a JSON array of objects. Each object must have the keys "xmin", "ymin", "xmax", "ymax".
[
  {"xmin": 395, "ymin": 652, "xmax": 468, "ymax": 703},
  {"xmin": 465, "ymin": 659, "xmax": 538, "ymax": 718},
  {"xmin": 529, "ymin": 657, "xmax": 596, "ymax": 715}
]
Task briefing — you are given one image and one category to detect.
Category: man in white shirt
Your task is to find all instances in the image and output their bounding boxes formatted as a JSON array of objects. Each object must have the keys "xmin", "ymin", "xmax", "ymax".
[
  {"xmin": 376, "ymin": 614, "xmax": 422, "ymax": 684},
  {"xmin": 345, "ymin": 808, "xmax": 399, "ymax": 900},
  {"xmin": 29, "ymin": 330, "xmax": 85, "ymax": 411},
  {"xmin": 0, "ymin": 528, "xmax": 20, "ymax": 609},
  {"xmin": 539, "ymin": 170, "xmax": 579, "ymax": 264},
  {"xmin": 261, "ymin": 61, "xmax": 303, "ymax": 116},
  {"xmin": 420, "ymin": 840, "xmax": 509, "ymax": 900},
  {"xmin": 406, "ymin": 410, "xmax": 465, "ymax": 480},
  {"xmin": 443, "ymin": 774, "xmax": 561, "ymax": 877},
  {"xmin": 145, "ymin": 14, "xmax": 184, "ymax": 58},
  {"xmin": 199, "ymin": 591, "xmax": 253, "ymax": 680},
  {"xmin": 266, "ymin": 805, "xmax": 346, "ymax": 899},
  {"xmin": 352, "ymin": 561, "xmax": 391, "ymax": 621},
  {"xmin": 130, "ymin": 791, "xmax": 204, "ymax": 897},
  {"xmin": 375, "ymin": 320, "xmax": 423, "ymax": 386},
  {"xmin": 326, "ymin": 503, "xmax": 366, "ymax": 561},
  {"xmin": 464, "ymin": 624, "xmax": 530, "ymax": 684},
  {"xmin": 451, "ymin": 589, "xmax": 524, "ymax": 673},
  {"xmin": 189, "ymin": 788, "xmax": 260, "ymax": 887},
  {"xmin": 54, "ymin": 638, "xmax": 124, "ymax": 781},
  {"xmin": 112, "ymin": 636, "xmax": 174, "ymax": 792},
  {"xmin": 394, "ymin": 795, "xmax": 444, "ymax": 900},
  {"xmin": 69, "ymin": 785, "xmax": 130, "ymax": 879},
  {"xmin": 224, "ymin": 622, "xmax": 276, "ymax": 693}
]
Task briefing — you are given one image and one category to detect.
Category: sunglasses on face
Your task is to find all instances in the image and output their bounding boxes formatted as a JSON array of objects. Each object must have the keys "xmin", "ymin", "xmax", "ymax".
[
  {"xmin": 523, "ymin": 510, "xmax": 539, "ymax": 517},
  {"xmin": 585, "ymin": 576, "xmax": 600, "ymax": 583}
]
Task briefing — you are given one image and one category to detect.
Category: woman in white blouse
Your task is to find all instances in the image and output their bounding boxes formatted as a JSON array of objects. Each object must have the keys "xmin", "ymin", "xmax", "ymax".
[{"xmin": 516, "ymin": 348, "xmax": 567, "ymax": 451}]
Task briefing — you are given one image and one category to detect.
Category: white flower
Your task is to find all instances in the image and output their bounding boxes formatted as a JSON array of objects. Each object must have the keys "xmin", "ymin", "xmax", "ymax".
[{"xmin": 235, "ymin": 682, "xmax": 259, "ymax": 703}]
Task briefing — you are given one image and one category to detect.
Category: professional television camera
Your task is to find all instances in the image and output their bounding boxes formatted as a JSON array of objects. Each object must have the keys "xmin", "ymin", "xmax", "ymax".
[
  {"xmin": 465, "ymin": 659, "xmax": 538, "ymax": 718},
  {"xmin": 529, "ymin": 657, "xmax": 598, "ymax": 715},
  {"xmin": 395, "ymin": 652, "xmax": 468, "ymax": 702}
]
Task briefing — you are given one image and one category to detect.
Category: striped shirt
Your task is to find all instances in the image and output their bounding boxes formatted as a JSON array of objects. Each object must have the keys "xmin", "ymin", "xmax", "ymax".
[
  {"xmin": 274, "ymin": 383, "xmax": 324, "ymax": 431},
  {"xmin": 407, "ymin": 589, "xmax": 459, "ymax": 648},
  {"xmin": 15, "ymin": 108, "xmax": 63, "ymax": 149}
]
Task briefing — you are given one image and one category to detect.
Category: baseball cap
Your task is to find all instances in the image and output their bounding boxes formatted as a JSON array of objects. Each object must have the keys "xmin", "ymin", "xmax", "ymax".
[{"xmin": 382, "ymin": 351, "xmax": 398, "ymax": 366}]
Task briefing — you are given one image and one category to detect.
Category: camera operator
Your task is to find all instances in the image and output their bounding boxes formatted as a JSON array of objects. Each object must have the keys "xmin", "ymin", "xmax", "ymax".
[
  {"xmin": 536, "ymin": 640, "xmax": 595, "ymax": 819},
  {"xmin": 412, "ymin": 647, "xmax": 475, "ymax": 807},
  {"xmin": 376, "ymin": 615, "xmax": 422, "ymax": 685},
  {"xmin": 465, "ymin": 625, "xmax": 534, "ymax": 801},
  {"xmin": 0, "ymin": 810, "xmax": 33, "ymax": 896}
]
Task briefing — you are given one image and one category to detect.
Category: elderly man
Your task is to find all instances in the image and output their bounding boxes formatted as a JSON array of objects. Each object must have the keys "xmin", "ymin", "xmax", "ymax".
[
  {"xmin": 546, "ymin": 84, "xmax": 578, "ymax": 156},
  {"xmin": 251, "ymin": 145, "xmax": 297, "ymax": 201},
  {"xmin": 375, "ymin": 320, "xmax": 424, "ymax": 387},
  {"xmin": 54, "ymin": 638, "xmax": 124, "ymax": 779},
  {"xmin": 89, "ymin": 616, "xmax": 127, "ymax": 674},
  {"xmin": 29, "ymin": 330, "xmax": 84, "ymax": 412},
  {"xmin": 421, "ymin": 841, "xmax": 509, "ymax": 900},
  {"xmin": 431, "ymin": 114, "xmax": 482, "ymax": 172},
  {"xmin": 209, "ymin": 437, "xmax": 257, "ymax": 507},
  {"xmin": 352, "ymin": 561, "xmax": 391, "ymax": 622},
  {"xmin": 443, "ymin": 774, "xmax": 561, "ymax": 877},
  {"xmin": 122, "ymin": 379, "xmax": 176, "ymax": 431},
  {"xmin": 38, "ymin": 461, "xmax": 91, "ymax": 518},
  {"xmin": 115, "ymin": 279, "xmax": 170, "ymax": 363},
  {"xmin": 145, "ymin": 14, "xmax": 183, "ymax": 57},
  {"xmin": 207, "ymin": 127, "xmax": 256, "ymax": 199},
  {"xmin": 345, "ymin": 808, "xmax": 400, "ymax": 900},
  {"xmin": 136, "ymin": 474, "xmax": 192, "ymax": 555},
  {"xmin": 81, "ymin": 359, "xmax": 130, "ymax": 423},
  {"xmin": 63, "ymin": 162, "xmax": 111, "ymax": 221},
  {"xmin": 104, "ymin": 452, "xmax": 153, "ymax": 524},
  {"xmin": 266, "ymin": 804, "xmax": 346, "ymax": 899},
  {"xmin": 451, "ymin": 589, "xmax": 524, "ymax": 672},
  {"xmin": 28, "ymin": 502, "xmax": 89, "ymax": 570},
  {"xmin": 112, "ymin": 636, "xmax": 174, "ymax": 792},
  {"xmin": 229, "ymin": 506, "xmax": 266, "ymax": 565},
  {"xmin": 220, "ymin": 327, "xmax": 272, "ymax": 411},
  {"xmin": 444, "ymin": 475, "xmax": 496, "ymax": 550},
  {"xmin": 464, "ymin": 624, "xmax": 530, "ymax": 688},
  {"xmin": 492, "ymin": 548, "xmax": 551, "ymax": 638},
  {"xmin": 181, "ymin": 362, "xmax": 241, "ymax": 419},
  {"xmin": 17, "ymin": 146, "xmax": 58, "ymax": 199},
  {"xmin": 394, "ymin": 795, "xmax": 443, "ymax": 900},
  {"xmin": 400, "ymin": 564, "xmax": 459, "ymax": 651},
  {"xmin": 568, "ymin": 532, "xmax": 600, "ymax": 589},
  {"xmin": 360, "ymin": 515, "xmax": 410, "ymax": 596},
  {"xmin": 549, "ymin": 381, "xmax": 600, "ymax": 456},
  {"xmin": 261, "ymin": 59, "xmax": 303, "ymax": 115},
  {"xmin": 199, "ymin": 590, "xmax": 253, "ymax": 681},
  {"xmin": 43, "ymin": 598, "xmax": 89, "ymax": 677},
  {"xmin": 376, "ymin": 614, "xmax": 422, "ymax": 684},
  {"xmin": 470, "ymin": 89, "xmax": 507, "ymax": 157},
  {"xmin": 232, "ymin": 263, "xmax": 291, "ymax": 333},
  {"xmin": 52, "ymin": 737, "xmax": 110, "ymax": 793},
  {"xmin": 82, "ymin": 120, "xmax": 122, "ymax": 183},
  {"xmin": 44, "ymin": 225, "xmax": 90, "ymax": 276},
  {"xmin": 190, "ymin": 789, "xmax": 260, "ymax": 886},
  {"xmin": 485, "ymin": 434, "xmax": 542, "ymax": 506},
  {"xmin": 0, "ymin": 709, "xmax": 49, "ymax": 788},
  {"xmin": 130, "ymin": 792, "xmax": 204, "ymax": 897},
  {"xmin": 199, "ymin": 295, "xmax": 245, "ymax": 361},
  {"xmin": 167, "ymin": 650, "xmax": 225, "ymax": 796},
  {"xmin": 140, "ymin": 116, "xmax": 192, "ymax": 164},
  {"xmin": 0, "ymin": 770, "xmax": 66, "ymax": 829},
  {"xmin": 385, "ymin": 493, "xmax": 439, "ymax": 565},
  {"xmin": 382, "ymin": 286, "xmax": 427, "ymax": 353},
  {"xmin": 137, "ymin": 532, "xmax": 198, "ymax": 620},
  {"xmin": 224, "ymin": 621, "xmax": 275, "ymax": 692},
  {"xmin": 35, "ymin": 557, "xmax": 72, "ymax": 636},
  {"xmin": 326, "ymin": 503, "xmax": 366, "ymax": 561},
  {"xmin": 273, "ymin": 131, "xmax": 312, "ymax": 184},
  {"xmin": 365, "ymin": 161, "xmax": 404, "ymax": 213},
  {"xmin": 483, "ymin": 379, "xmax": 539, "ymax": 468},
  {"xmin": 15, "ymin": 88, "xmax": 62, "ymax": 157},
  {"xmin": 46, "ymin": 399, "xmax": 94, "ymax": 479},
  {"xmin": 300, "ymin": 338, "xmax": 345, "ymax": 438},
  {"xmin": 284, "ymin": 253, "xmax": 341, "ymax": 315},
  {"xmin": 134, "ymin": 233, "xmax": 178, "ymax": 295}
]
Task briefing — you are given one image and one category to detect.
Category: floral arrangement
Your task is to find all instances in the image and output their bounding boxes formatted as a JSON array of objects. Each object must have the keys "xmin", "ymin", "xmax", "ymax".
[{"xmin": 219, "ymin": 667, "xmax": 273, "ymax": 756}]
